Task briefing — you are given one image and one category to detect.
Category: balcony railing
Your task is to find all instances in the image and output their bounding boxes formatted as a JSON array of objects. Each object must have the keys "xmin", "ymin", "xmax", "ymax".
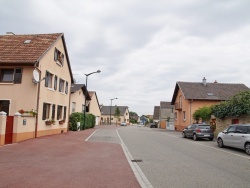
[{"xmin": 175, "ymin": 102, "xmax": 182, "ymax": 110}]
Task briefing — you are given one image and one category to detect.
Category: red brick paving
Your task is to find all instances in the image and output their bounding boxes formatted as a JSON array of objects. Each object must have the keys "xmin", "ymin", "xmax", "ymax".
[{"xmin": 0, "ymin": 127, "xmax": 140, "ymax": 188}]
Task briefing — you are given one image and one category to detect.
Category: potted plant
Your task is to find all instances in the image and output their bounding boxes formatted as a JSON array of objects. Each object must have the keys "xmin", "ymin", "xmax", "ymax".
[
  {"xmin": 59, "ymin": 119, "xmax": 65, "ymax": 124},
  {"xmin": 45, "ymin": 119, "xmax": 55, "ymax": 125}
]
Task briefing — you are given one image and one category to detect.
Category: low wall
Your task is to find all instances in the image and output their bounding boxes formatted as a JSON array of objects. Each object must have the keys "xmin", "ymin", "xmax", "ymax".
[{"xmin": 215, "ymin": 115, "xmax": 250, "ymax": 136}]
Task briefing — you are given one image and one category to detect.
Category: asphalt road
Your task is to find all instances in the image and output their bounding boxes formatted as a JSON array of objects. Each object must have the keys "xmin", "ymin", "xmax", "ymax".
[{"xmin": 117, "ymin": 126, "xmax": 250, "ymax": 188}]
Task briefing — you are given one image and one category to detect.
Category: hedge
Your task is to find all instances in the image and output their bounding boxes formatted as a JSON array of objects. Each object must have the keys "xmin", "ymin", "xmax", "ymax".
[{"xmin": 69, "ymin": 112, "xmax": 96, "ymax": 131}]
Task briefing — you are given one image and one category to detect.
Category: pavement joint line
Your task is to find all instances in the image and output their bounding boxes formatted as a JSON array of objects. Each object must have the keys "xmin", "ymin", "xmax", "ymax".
[
  {"xmin": 163, "ymin": 132, "xmax": 250, "ymax": 160},
  {"xmin": 85, "ymin": 129, "xmax": 100, "ymax": 142},
  {"xmin": 116, "ymin": 129, "xmax": 154, "ymax": 188}
]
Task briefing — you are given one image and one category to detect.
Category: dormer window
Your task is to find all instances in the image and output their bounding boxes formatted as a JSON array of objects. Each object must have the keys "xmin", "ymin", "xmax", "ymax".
[{"xmin": 54, "ymin": 48, "xmax": 64, "ymax": 66}]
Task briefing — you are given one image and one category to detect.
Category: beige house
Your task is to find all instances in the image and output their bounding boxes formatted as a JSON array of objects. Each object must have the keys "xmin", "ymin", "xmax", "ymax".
[
  {"xmin": 100, "ymin": 106, "xmax": 129, "ymax": 125},
  {"xmin": 171, "ymin": 78, "xmax": 249, "ymax": 131},
  {"xmin": 159, "ymin": 101, "xmax": 174, "ymax": 129},
  {"xmin": 0, "ymin": 32, "xmax": 74, "ymax": 145},
  {"xmin": 89, "ymin": 91, "xmax": 101, "ymax": 125},
  {"xmin": 70, "ymin": 85, "xmax": 101, "ymax": 125},
  {"xmin": 70, "ymin": 84, "xmax": 91, "ymax": 114}
]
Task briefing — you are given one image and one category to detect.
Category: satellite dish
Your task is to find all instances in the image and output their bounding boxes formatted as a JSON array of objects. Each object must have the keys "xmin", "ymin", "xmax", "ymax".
[{"xmin": 33, "ymin": 69, "xmax": 40, "ymax": 83}]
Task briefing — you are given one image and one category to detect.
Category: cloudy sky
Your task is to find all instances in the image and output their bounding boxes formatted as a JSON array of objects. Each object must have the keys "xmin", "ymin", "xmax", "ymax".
[{"xmin": 1, "ymin": 0, "xmax": 250, "ymax": 116}]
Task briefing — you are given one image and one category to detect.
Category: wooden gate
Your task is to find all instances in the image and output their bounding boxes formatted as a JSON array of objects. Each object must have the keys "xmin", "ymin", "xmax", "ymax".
[{"xmin": 5, "ymin": 116, "xmax": 14, "ymax": 145}]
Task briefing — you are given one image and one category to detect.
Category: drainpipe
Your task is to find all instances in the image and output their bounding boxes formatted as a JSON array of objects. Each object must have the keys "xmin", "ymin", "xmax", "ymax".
[
  {"xmin": 190, "ymin": 99, "xmax": 193, "ymax": 124},
  {"xmin": 34, "ymin": 61, "xmax": 41, "ymax": 138}
]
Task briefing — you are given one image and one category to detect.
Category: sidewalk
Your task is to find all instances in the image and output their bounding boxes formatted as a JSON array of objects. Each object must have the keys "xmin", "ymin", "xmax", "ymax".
[{"xmin": 0, "ymin": 126, "xmax": 140, "ymax": 188}]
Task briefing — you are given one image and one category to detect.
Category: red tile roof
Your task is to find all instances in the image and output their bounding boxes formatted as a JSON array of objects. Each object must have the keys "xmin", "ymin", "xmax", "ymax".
[{"xmin": 0, "ymin": 33, "xmax": 62, "ymax": 64}]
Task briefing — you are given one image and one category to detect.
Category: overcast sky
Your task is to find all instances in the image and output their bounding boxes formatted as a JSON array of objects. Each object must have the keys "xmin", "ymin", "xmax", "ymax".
[{"xmin": 1, "ymin": 0, "xmax": 250, "ymax": 116}]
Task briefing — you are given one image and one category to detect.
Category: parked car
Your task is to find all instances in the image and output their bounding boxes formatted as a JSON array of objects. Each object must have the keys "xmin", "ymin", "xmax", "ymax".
[
  {"xmin": 150, "ymin": 122, "xmax": 157, "ymax": 128},
  {"xmin": 120, "ymin": 122, "xmax": 127, "ymax": 126},
  {"xmin": 217, "ymin": 124, "xmax": 250, "ymax": 155},
  {"xmin": 182, "ymin": 124, "xmax": 214, "ymax": 141}
]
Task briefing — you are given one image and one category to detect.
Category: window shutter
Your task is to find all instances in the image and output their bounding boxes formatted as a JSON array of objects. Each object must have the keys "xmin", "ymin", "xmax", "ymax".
[
  {"xmin": 59, "ymin": 79, "xmax": 62, "ymax": 92},
  {"xmin": 45, "ymin": 71, "xmax": 49, "ymax": 87},
  {"xmin": 65, "ymin": 81, "xmax": 68, "ymax": 94},
  {"xmin": 42, "ymin": 103, "xmax": 46, "ymax": 120},
  {"xmin": 61, "ymin": 54, "xmax": 64, "ymax": 65},
  {"xmin": 14, "ymin": 68, "xmax": 22, "ymax": 84},
  {"xmin": 63, "ymin": 106, "xmax": 67, "ymax": 119},
  {"xmin": 54, "ymin": 75, "xmax": 57, "ymax": 90},
  {"xmin": 54, "ymin": 48, "xmax": 58, "ymax": 62}
]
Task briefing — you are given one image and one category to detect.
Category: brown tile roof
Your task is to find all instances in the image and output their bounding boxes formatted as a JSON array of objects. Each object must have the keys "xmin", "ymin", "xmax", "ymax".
[
  {"xmin": 160, "ymin": 101, "xmax": 173, "ymax": 108},
  {"xmin": 71, "ymin": 84, "xmax": 91, "ymax": 100},
  {"xmin": 0, "ymin": 33, "xmax": 62, "ymax": 64},
  {"xmin": 153, "ymin": 106, "xmax": 160, "ymax": 120},
  {"xmin": 101, "ymin": 106, "xmax": 129, "ymax": 115},
  {"xmin": 171, "ymin": 81, "xmax": 249, "ymax": 104}
]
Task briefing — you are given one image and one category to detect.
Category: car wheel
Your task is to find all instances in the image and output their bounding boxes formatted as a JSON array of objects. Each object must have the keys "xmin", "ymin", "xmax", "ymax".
[
  {"xmin": 193, "ymin": 134, "xmax": 197, "ymax": 141},
  {"xmin": 217, "ymin": 138, "xmax": 224, "ymax": 148},
  {"xmin": 245, "ymin": 143, "xmax": 250, "ymax": 155},
  {"xmin": 182, "ymin": 132, "xmax": 186, "ymax": 138},
  {"xmin": 209, "ymin": 137, "xmax": 214, "ymax": 141}
]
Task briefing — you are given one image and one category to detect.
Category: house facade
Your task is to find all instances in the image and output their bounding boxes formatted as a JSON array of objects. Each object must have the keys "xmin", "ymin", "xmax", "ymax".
[
  {"xmin": 100, "ymin": 106, "xmax": 129, "ymax": 125},
  {"xmin": 159, "ymin": 101, "xmax": 174, "ymax": 129},
  {"xmin": 70, "ymin": 84, "xmax": 91, "ymax": 114},
  {"xmin": 171, "ymin": 78, "xmax": 249, "ymax": 131},
  {"xmin": 88, "ymin": 91, "xmax": 101, "ymax": 125},
  {"xmin": 0, "ymin": 32, "xmax": 74, "ymax": 145}
]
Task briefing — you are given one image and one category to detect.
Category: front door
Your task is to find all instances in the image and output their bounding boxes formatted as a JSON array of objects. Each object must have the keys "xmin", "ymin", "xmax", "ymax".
[
  {"xmin": 0, "ymin": 100, "xmax": 10, "ymax": 115},
  {"xmin": 5, "ymin": 116, "xmax": 14, "ymax": 145}
]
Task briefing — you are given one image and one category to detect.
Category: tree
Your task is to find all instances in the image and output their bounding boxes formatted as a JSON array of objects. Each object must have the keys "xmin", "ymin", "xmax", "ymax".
[{"xmin": 114, "ymin": 107, "xmax": 121, "ymax": 126}]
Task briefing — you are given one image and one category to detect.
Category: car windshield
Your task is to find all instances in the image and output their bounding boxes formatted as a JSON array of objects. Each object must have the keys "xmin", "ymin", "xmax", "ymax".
[{"xmin": 198, "ymin": 125, "xmax": 210, "ymax": 129}]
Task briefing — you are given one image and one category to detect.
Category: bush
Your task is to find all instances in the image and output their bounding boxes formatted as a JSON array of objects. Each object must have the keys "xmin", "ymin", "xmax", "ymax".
[
  {"xmin": 69, "ymin": 112, "xmax": 96, "ymax": 131},
  {"xmin": 193, "ymin": 106, "xmax": 212, "ymax": 122}
]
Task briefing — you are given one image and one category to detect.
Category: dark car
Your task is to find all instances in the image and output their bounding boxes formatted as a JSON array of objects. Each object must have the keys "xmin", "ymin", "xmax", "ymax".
[
  {"xmin": 150, "ymin": 122, "xmax": 157, "ymax": 128},
  {"xmin": 182, "ymin": 124, "xmax": 214, "ymax": 141}
]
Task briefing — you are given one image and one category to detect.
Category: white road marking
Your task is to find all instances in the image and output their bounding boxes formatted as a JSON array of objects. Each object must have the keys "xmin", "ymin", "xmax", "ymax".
[
  {"xmin": 116, "ymin": 129, "xmax": 154, "ymax": 188},
  {"xmin": 85, "ymin": 129, "xmax": 100, "ymax": 141}
]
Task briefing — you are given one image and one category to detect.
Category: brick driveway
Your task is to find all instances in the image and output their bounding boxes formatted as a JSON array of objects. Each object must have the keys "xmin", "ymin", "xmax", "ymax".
[{"xmin": 0, "ymin": 127, "xmax": 140, "ymax": 188}]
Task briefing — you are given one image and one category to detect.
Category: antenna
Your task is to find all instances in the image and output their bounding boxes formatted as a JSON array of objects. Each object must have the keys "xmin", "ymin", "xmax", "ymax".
[{"xmin": 32, "ymin": 69, "xmax": 45, "ymax": 84}]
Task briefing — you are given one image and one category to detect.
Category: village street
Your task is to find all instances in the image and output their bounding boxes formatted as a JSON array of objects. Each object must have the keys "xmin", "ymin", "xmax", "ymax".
[{"xmin": 89, "ymin": 125, "xmax": 250, "ymax": 188}]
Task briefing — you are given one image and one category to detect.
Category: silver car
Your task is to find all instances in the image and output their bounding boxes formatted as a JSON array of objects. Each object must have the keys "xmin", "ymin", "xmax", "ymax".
[{"xmin": 217, "ymin": 124, "xmax": 250, "ymax": 155}]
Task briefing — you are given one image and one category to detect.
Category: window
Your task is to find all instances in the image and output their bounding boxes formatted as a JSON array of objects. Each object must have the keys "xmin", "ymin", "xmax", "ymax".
[
  {"xmin": 42, "ymin": 103, "xmax": 51, "ymax": 120},
  {"xmin": 0, "ymin": 69, "xmax": 14, "ymax": 82},
  {"xmin": 54, "ymin": 75, "xmax": 58, "ymax": 90},
  {"xmin": 54, "ymin": 48, "xmax": 64, "ymax": 66},
  {"xmin": 175, "ymin": 112, "xmax": 177, "ymax": 120},
  {"xmin": 72, "ymin": 102, "xmax": 76, "ymax": 113},
  {"xmin": 227, "ymin": 126, "xmax": 236, "ymax": 133},
  {"xmin": 0, "ymin": 68, "xmax": 23, "ymax": 83},
  {"xmin": 59, "ymin": 78, "xmax": 65, "ymax": 93},
  {"xmin": 236, "ymin": 126, "xmax": 247, "ymax": 134},
  {"xmin": 57, "ymin": 105, "xmax": 63, "ymax": 120},
  {"xmin": 0, "ymin": 100, "xmax": 10, "ymax": 115},
  {"xmin": 45, "ymin": 71, "xmax": 53, "ymax": 88},
  {"xmin": 52, "ymin": 104, "xmax": 56, "ymax": 119},
  {"xmin": 183, "ymin": 111, "xmax": 186, "ymax": 121}
]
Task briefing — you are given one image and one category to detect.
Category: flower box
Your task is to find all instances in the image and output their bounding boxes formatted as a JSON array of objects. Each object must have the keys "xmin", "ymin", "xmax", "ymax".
[{"xmin": 59, "ymin": 120, "xmax": 65, "ymax": 124}]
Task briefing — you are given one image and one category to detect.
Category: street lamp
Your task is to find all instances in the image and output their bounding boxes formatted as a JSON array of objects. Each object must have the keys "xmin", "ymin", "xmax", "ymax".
[
  {"xmin": 83, "ymin": 70, "xmax": 101, "ymax": 130},
  {"xmin": 110, "ymin": 98, "xmax": 118, "ymax": 125}
]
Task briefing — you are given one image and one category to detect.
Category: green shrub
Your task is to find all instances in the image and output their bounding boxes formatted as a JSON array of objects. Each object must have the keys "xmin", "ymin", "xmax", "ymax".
[
  {"xmin": 69, "ymin": 112, "xmax": 96, "ymax": 131},
  {"xmin": 193, "ymin": 106, "xmax": 212, "ymax": 122}
]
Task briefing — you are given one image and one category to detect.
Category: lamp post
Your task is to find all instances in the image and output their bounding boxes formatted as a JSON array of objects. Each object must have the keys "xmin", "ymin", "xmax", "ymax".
[
  {"xmin": 110, "ymin": 98, "xmax": 118, "ymax": 125},
  {"xmin": 83, "ymin": 70, "xmax": 101, "ymax": 130}
]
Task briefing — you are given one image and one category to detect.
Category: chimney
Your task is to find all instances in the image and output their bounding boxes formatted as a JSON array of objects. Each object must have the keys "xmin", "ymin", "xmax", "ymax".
[
  {"xmin": 6, "ymin": 32, "xmax": 15, "ymax": 35},
  {"xmin": 214, "ymin": 80, "xmax": 218, "ymax": 83},
  {"xmin": 202, "ymin": 77, "xmax": 207, "ymax": 86}
]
